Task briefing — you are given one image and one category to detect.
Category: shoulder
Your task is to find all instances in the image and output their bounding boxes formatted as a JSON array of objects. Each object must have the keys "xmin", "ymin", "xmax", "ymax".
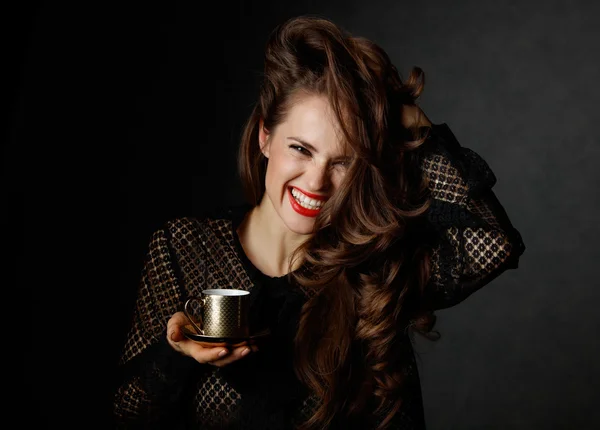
[{"xmin": 156, "ymin": 203, "xmax": 253, "ymax": 246}]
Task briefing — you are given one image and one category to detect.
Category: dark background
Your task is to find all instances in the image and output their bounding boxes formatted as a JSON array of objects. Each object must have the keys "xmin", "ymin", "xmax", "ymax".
[{"xmin": 7, "ymin": 0, "xmax": 600, "ymax": 428}]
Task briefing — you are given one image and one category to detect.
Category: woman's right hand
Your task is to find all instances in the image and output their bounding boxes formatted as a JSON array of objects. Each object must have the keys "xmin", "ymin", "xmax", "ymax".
[{"xmin": 166, "ymin": 311, "xmax": 259, "ymax": 367}]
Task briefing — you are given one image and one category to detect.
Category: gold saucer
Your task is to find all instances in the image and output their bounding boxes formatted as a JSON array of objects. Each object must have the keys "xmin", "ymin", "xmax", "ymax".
[{"xmin": 181, "ymin": 324, "xmax": 271, "ymax": 348}]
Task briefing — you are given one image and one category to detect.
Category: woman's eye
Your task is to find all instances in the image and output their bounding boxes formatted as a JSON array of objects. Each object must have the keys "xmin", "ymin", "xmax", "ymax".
[
  {"xmin": 332, "ymin": 160, "xmax": 350, "ymax": 168},
  {"xmin": 290, "ymin": 145, "xmax": 311, "ymax": 156}
]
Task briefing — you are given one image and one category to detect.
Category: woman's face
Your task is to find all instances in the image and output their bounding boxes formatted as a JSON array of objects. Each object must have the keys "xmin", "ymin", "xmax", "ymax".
[{"xmin": 259, "ymin": 94, "xmax": 352, "ymax": 235}]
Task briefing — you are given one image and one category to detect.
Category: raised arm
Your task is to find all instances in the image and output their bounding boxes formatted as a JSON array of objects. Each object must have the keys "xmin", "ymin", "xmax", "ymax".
[{"xmin": 419, "ymin": 122, "xmax": 526, "ymax": 310}]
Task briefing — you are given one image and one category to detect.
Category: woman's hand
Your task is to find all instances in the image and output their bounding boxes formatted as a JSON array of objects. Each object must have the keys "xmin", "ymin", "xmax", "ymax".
[
  {"xmin": 166, "ymin": 311, "xmax": 259, "ymax": 367},
  {"xmin": 401, "ymin": 104, "xmax": 433, "ymax": 129}
]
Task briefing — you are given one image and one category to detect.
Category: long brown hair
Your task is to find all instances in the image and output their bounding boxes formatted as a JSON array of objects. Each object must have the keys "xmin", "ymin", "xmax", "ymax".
[{"xmin": 238, "ymin": 15, "xmax": 440, "ymax": 429}]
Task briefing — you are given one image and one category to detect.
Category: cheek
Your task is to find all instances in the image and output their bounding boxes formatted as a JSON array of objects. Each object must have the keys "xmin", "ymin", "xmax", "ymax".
[
  {"xmin": 267, "ymin": 153, "xmax": 302, "ymax": 183},
  {"xmin": 330, "ymin": 171, "xmax": 347, "ymax": 191},
  {"xmin": 265, "ymin": 154, "xmax": 301, "ymax": 193}
]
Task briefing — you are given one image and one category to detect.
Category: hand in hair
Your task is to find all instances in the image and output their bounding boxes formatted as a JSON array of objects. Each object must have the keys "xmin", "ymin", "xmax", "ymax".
[{"xmin": 401, "ymin": 104, "xmax": 433, "ymax": 129}]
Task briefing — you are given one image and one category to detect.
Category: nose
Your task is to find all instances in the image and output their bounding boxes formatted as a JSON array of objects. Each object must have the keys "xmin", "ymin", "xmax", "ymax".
[{"xmin": 306, "ymin": 161, "xmax": 331, "ymax": 192}]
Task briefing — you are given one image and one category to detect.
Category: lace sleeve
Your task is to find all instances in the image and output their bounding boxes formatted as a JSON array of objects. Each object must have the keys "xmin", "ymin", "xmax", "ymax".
[
  {"xmin": 420, "ymin": 123, "xmax": 526, "ymax": 310},
  {"xmin": 113, "ymin": 224, "xmax": 201, "ymax": 427}
]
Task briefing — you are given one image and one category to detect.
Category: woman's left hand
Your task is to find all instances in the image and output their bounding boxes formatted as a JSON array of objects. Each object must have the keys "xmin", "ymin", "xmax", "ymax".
[{"xmin": 401, "ymin": 104, "xmax": 433, "ymax": 128}]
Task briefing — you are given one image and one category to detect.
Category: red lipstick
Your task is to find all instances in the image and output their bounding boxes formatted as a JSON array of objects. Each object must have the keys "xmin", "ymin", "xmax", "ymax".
[
  {"xmin": 291, "ymin": 186, "xmax": 327, "ymax": 201},
  {"xmin": 288, "ymin": 187, "xmax": 323, "ymax": 218}
]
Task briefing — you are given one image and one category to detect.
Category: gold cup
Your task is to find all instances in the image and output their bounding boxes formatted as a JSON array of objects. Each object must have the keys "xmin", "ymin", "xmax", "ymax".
[{"xmin": 184, "ymin": 289, "xmax": 251, "ymax": 338}]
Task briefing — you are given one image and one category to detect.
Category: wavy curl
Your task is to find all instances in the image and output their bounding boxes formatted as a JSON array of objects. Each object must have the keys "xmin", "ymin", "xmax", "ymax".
[{"xmin": 238, "ymin": 15, "xmax": 441, "ymax": 429}]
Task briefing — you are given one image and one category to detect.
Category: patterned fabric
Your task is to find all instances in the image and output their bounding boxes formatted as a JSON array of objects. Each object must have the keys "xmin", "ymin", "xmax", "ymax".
[
  {"xmin": 421, "ymin": 123, "xmax": 525, "ymax": 310},
  {"xmin": 112, "ymin": 122, "xmax": 525, "ymax": 429}
]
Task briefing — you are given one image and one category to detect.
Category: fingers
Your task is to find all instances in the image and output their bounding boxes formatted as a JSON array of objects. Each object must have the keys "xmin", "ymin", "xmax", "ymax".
[
  {"xmin": 167, "ymin": 311, "xmax": 188, "ymax": 344},
  {"xmin": 166, "ymin": 312, "xmax": 259, "ymax": 367},
  {"xmin": 401, "ymin": 104, "xmax": 432, "ymax": 128},
  {"xmin": 202, "ymin": 346, "xmax": 253, "ymax": 368}
]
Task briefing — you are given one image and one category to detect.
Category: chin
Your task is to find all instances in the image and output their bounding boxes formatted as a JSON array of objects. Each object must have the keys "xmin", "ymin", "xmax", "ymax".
[{"xmin": 282, "ymin": 211, "xmax": 317, "ymax": 235}]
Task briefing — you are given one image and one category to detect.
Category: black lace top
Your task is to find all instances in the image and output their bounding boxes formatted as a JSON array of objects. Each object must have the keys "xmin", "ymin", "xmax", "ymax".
[{"xmin": 112, "ymin": 123, "xmax": 526, "ymax": 429}]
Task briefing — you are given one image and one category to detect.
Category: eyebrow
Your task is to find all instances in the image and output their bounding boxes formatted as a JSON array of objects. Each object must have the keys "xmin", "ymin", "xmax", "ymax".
[{"xmin": 287, "ymin": 137, "xmax": 352, "ymax": 161}]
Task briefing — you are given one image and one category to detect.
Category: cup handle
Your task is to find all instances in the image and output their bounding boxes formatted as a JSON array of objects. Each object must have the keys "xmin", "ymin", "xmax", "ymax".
[{"xmin": 184, "ymin": 296, "xmax": 206, "ymax": 336}]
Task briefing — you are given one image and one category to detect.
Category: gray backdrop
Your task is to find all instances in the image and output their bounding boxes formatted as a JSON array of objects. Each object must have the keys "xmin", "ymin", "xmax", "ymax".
[{"xmin": 9, "ymin": 0, "xmax": 599, "ymax": 427}]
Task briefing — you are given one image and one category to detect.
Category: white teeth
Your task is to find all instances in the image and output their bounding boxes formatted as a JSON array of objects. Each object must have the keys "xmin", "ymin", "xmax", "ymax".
[{"xmin": 291, "ymin": 188, "xmax": 324, "ymax": 210}]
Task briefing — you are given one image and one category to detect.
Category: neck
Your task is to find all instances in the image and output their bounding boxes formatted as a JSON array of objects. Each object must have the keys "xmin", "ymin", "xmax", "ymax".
[{"xmin": 238, "ymin": 196, "xmax": 308, "ymax": 277}]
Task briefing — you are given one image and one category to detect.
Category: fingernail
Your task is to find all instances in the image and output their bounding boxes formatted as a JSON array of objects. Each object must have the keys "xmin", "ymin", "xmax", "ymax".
[
  {"xmin": 241, "ymin": 348, "xmax": 250, "ymax": 356},
  {"xmin": 169, "ymin": 331, "xmax": 176, "ymax": 342},
  {"xmin": 218, "ymin": 349, "xmax": 228, "ymax": 357}
]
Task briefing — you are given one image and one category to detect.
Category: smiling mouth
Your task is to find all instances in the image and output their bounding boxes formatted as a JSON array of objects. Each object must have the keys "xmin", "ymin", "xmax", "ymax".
[{"xmin": 289, "ymin": 187, "xmax": 326, "ymax": 210}]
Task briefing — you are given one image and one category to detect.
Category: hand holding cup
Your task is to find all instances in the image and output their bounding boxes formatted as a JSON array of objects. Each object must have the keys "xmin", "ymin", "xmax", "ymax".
[
  {"xmin": 183, "ymin": 288, "xmax": 251, "ymax": 339},
  {"xmin": 166, "ymin": 311, "xmax": 258, "ymax": 367}
]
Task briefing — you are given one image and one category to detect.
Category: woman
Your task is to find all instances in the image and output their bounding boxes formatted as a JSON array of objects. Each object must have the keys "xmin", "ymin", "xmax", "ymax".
[{"xmin": 113, "ymin": 15, "xmax": 525, "ymax": 429}]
